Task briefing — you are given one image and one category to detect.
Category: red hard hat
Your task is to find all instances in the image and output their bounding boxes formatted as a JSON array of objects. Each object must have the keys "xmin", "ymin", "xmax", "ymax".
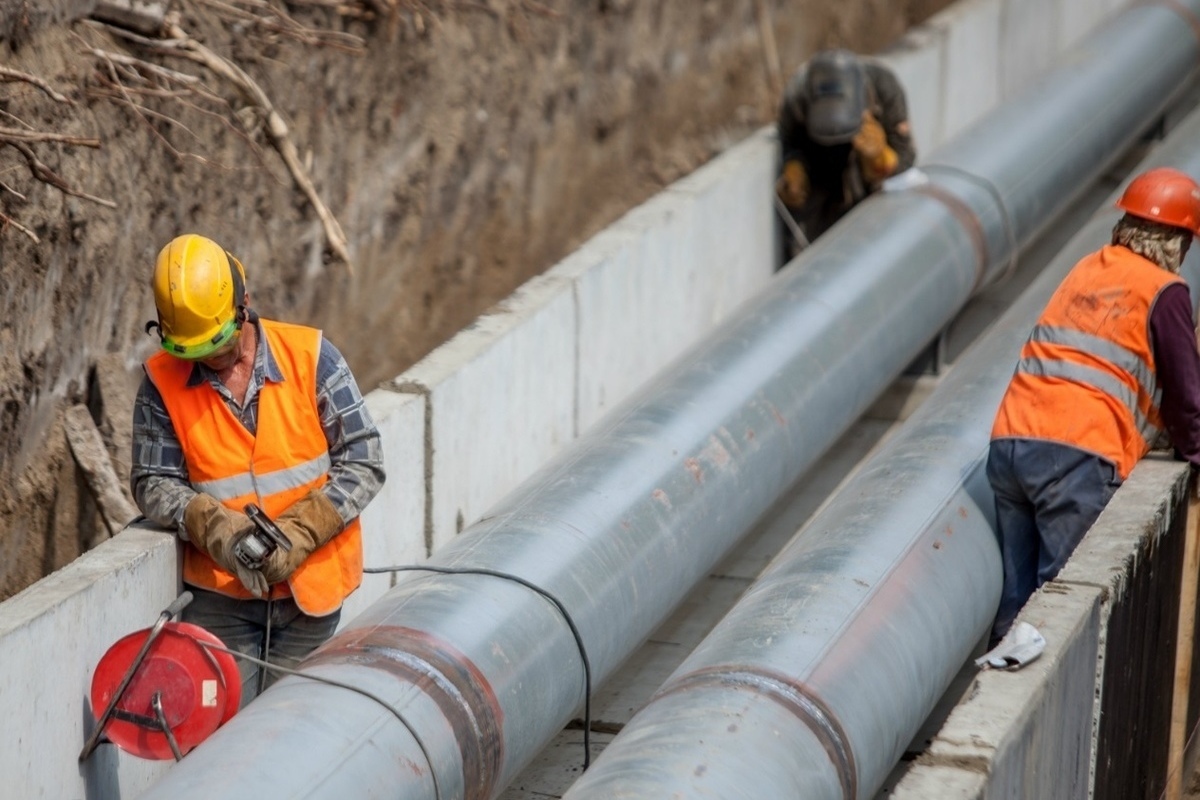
[{"xmin": 1115, "ymin": 167, "xmax": 1200, "ymax": 236}]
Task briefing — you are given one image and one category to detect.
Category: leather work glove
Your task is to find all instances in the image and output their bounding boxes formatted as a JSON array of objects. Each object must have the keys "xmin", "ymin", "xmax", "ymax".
[
  {"xmin": 852, "ymin": 110, "xmax": 899, "ymax": 182},
  {"xmin": 775, "ymin": 159, "xmax": 809, "ymax": 208},
  {"xmin": 184, "ymin": 493, "xmax": 269, "ymax": 598},
  {"xmin": 260, "ymin": 489, "xmax": 346, "ymax": 585}
]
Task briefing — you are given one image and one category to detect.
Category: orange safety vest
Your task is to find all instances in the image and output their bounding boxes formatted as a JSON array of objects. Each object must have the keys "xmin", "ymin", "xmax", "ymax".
[
  {"xmin": 992, "ymin": 244, "xmax": 1181, "ymax": 480},
  {"xmin": 145, "ymin": 319, "xmax": 362, "ymax": 616}
]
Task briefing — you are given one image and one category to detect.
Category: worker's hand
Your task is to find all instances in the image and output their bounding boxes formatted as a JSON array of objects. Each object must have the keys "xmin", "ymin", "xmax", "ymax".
[
  {"xmin": 775, "ymin": 159, "xmax": 809, "ymax": 208},
  {"xmin": 184, "ymin": 494, "xmax": 267, "ymax": 597},
  {"xmin": 229, "ymin": 539, "xmax": 269, "ymax": 599},
  {"xmin": 260, "ymin": 490, "xmax": 346, "ymax": 585},
  {"xmin": 853, "ymin": 110, "xmax": 899, "ymax": 181}
]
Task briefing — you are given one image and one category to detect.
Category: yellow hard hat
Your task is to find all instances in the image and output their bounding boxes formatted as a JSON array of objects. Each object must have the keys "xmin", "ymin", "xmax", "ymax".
[{"xmin": 150, "ymin": 234, "xmax": 247, "ymax": 359}]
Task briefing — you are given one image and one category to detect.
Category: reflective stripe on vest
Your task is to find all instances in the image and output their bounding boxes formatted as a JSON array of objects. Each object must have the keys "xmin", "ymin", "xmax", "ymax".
[
  {"xmin": 144, "ymin": 319, "xmax": 362, "ymax": 616},
  {"xmin": 991, "ymin": 244, "xmax": 1179, "ymax": 479},
  {"xmin": 1014, "ymin": 353, "xmax": 1157, "ymax": 444},
  {"xmin": 191, "ymin": 452, "xmax": 332, "ymax": 503}
]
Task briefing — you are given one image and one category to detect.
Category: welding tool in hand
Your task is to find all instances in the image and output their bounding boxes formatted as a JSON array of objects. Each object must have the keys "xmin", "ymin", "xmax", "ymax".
[{"xmin": 235, "ymin": 503, "xmax": 293, "ymax": 570}]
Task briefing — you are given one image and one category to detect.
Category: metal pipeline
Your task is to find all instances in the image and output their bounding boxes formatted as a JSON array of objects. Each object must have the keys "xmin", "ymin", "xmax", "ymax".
[
  {"xmin": 140, "ymin": 3, "xmax": 1200, "ymax": 798},
  {"xmin": 559, "ymin": 86, "xmax": 1200, "ymax": 800}
]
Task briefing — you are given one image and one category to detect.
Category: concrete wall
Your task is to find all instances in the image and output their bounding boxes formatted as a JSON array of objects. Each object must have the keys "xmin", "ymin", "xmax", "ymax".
[
  {"xmin": 0, "ymin": 0, "xmax": 1136, "ymax": 796},
  {"xmin": 880, "ymin": 0, "xmax": 1135, "ymax": 158},
  {"xmin": 886, "ymin": 458, "xmax": 1193, "ymax": 799}
]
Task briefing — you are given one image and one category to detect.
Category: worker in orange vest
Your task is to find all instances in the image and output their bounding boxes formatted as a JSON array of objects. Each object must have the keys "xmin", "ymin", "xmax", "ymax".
[
  {"xmin": 132, "ymin": 233, "xmax": 385, "ymax": 704},
  {"xmin": 988, "ymin": 168, "xmax": 1200, "ymax": 646}
]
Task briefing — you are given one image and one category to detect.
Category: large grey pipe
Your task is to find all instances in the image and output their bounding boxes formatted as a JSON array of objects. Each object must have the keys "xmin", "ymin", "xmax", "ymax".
[
  {"xmin": 141, "ymin": 4, "xmax": 1200, "ymax": 798},
  {"xmin": 560, "ymin": 85, "xmax": 1200, "ymax": 800}
]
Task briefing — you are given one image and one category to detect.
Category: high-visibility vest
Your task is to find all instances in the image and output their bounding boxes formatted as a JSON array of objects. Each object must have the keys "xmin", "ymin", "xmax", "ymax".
[
  {"xmin": 144, "ymin": 319, "xmax": 362, "ymax": 616},
  {"xmin": 992, "ymin": 244, "xmax": 1182, "ymax": 480}
]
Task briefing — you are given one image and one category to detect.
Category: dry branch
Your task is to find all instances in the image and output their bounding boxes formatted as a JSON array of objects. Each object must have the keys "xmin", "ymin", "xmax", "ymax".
[
  {"xmin": 286, "ymin": 0, "xmax": 375, "ymax": 21},
  {"xmin": 195, "ymin": 0, "xmax": 366, "ymax": 53},
  {"xmin": 0, "ymin": 67, "xmax": 74, "ymax": 104},
  {"xmin": 64, "ymin": 404, "xmax": 139, "ymax": 540},
  {"xmin": 82, "ymin": 35, "xmax": 280, "ymax": 175},
  {"xmin": 89, "ymin": 17, "xmax": 354, "ymax": 270},
  {"xmin": 0, "ymin": 209, "xmax": 40, "ymax": 243},
  {"xmin": 0, "ymin": 179, "xmax": 26, "ymax": 200},
  {"xmin": 7, "ymin": 142, "xmax": 118, "ymax": 208},
  {"xmin": 91, "ymin": 0, "xmax": 168, "ymax": 36},
  {"xmin": 0, "ymin": 126, "xmax": 101, "ymax": 147},
  {"xmin": 157, "ymin": 21, "xmax": 354, "ymax": 271},
  {"xmin": 86, "ymin": 47, "xmax": 205, "ymax": 87}
]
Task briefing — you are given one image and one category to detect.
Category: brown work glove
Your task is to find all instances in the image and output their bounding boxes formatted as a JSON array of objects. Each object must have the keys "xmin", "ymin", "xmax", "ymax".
[
  {"xmin": 260, "ymin": 489, "xmax": 346, "ymax": 585},
  {"xmin": 852, "ymin": 110, "xmax": 899, "ymax": 182},
  {"xmin": 775, "ymin": 159, "xmax": 809, "ymax": 208},
  {"xmin": 183, "ymin": 493, "xmax": 268, "ymax": 598}
]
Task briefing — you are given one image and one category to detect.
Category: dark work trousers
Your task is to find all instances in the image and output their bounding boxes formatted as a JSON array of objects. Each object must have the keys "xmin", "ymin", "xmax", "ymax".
[
  {"xmin": 986, "ymin": 438, "xmax": 1121, "ymax": 645},
  {"xmin": 182, "ymin": 586, "xmax": 341, "ymax": 708}
]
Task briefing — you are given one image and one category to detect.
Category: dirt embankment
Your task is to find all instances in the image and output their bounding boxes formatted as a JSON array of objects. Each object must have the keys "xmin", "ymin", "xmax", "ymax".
[{"xmin": 0, "ymin": 0, "xmax": 952, "ymax": 600}]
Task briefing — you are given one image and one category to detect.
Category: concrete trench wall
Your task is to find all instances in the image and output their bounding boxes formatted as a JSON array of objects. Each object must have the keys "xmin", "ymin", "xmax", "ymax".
[
  {"xmin": 886, "ymin": 457, "xmax": 1196, "ymax": 800},
  {"xmin": 0, "ymin": 0, "xmax": 1140, "ymax": 797}
]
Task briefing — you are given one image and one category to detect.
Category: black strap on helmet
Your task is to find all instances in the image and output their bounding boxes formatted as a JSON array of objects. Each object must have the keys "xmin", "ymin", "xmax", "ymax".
[{"xmin": 226, "ymin": 250, "xmax": 249, "ymax": 328}]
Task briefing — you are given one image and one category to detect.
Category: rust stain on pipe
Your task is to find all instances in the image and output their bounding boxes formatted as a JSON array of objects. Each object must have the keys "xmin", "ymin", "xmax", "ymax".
[{"xmin": 309, "ymin": 626, "xmax": 505, "ymax": 800}]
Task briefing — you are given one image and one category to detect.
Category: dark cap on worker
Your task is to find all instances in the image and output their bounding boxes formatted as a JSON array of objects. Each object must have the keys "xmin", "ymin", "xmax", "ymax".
[{"xmin": 804, "ymin": 49, "xmax": 867, "ymax": 146}]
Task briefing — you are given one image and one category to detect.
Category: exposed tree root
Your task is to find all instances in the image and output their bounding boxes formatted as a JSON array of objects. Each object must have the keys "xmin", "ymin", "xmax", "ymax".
[
  {"xmin": 0, "ymin": 208, "xmax": 40, "ymax": 243},
  {"xmin": 195, "ymin": 0, "xmax": 366, "ymax": 53},
  {"xmin": 7, "ymin": 141, "xmax": 117, "ymax": 208},
  {"xmin": 0, "ymin": 66, "xmax": 74, "ymax": 104},
  {"xmin": 89, "ymin": 9, "xmax": 357, "ymax": 273},
  {"xmin": 161, "ymin": 20, "xmax": 354, "ymax": 271},
  {"xmin": 0, "ymin": 55, "xmax": 115, "ymax": 237}
]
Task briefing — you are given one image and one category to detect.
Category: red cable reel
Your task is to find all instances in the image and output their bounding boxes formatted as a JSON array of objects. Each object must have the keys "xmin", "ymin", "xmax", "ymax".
[{"xmin": 81, "ymin": 593, "xmax": 242, "ymax": 761}]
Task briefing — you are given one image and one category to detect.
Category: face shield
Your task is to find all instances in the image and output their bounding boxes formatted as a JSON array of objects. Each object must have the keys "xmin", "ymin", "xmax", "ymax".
[{"xmin": 804, "ymin": 50, "xmax": 867, "ymax": 146}]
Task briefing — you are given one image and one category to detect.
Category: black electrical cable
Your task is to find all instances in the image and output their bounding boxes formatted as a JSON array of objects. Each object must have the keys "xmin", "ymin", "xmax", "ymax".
[
  {"xmin": 200, "ymin": 641, "xmax": 444, "ymax": 800},
  {"xmin": 196, "ymin": 562, "xmax": 594, "ymax": 800},
  {"xmin": 364, "ymin": 564, "xmax": 594, "ymax": 769}
]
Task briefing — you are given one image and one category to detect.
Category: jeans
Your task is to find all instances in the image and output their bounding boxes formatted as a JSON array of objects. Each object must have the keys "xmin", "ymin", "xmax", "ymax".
[
  {"xmin": 181, "ymin": 586, "xmax": 341, "ymax": 708},
  {"xmin": 987, "ymin": 438, "xmax": 1121, "ymax": 645}
]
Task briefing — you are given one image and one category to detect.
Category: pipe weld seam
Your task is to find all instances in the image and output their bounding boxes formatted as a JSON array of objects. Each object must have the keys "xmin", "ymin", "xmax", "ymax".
[
  {"xmin": 909, "ymin": 182, "xmax": 989, "ymax": 290},
  {"xmin": 309, "ymin": 627, "xmax": 504, "ymax": 800},
  {"xmin": 1157, "ymin": 0, "xmax": 1200, "ymax": 46},
  {"xmin": 917, "ymin": 164, "xmax": 1018, "ymax": 292},
  {"xmin": 651, "ymin": 665, "xmax": 857, "ymax": 799}
]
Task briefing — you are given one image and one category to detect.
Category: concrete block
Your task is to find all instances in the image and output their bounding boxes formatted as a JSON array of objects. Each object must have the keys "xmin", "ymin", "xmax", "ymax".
[
  {"xmin": 889, "ymin": 584, "xmax": 1101, "ymax": 799},
  {"xmin": 1055, "ymin": 456, "xmax": 1190, "ymax": 595},
  {"xmin": 878, "ymin": 25, "xmax": 946, "ymax": 158},
  {"xmin": 0, "ymin": 525, "xmax": 180, "ymax": 799},
  {"xmin": 338, "ymin": 389, "xmax": 426, "ymax": 628},
  {"xmin": 571, "ymin": 149, "xmax": 774, "ymax": 432},
  {"xmin": 1000, "ymin": 0, "xmax": 1061, "ymax": 99},
  {"xmin": 552, "ymin": 131, "xmax": 778, "ymax": 434},
  {"xmin": 394, "ymin": 273, "xmax": 576, "ymax": 554},
  {"xmin": 933, "ymin": 0, "xmax": 1003, "ymax": 144},
  {"xmin": 882, "ymin": 764, "xmax": 986, "ymax": 798},
  {"xmin": 554, "ymin": 191, "xmax": 708, "ymax": 432},
  {"xmin": 667, "ymin": 128, "xmax": 777, "ymax": 321}
]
